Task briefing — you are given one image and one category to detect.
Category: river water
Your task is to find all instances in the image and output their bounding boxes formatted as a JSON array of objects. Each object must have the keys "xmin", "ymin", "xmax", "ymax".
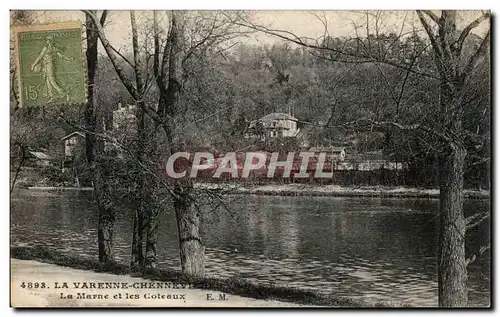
[{"xmin": 10, "ymin": 189, "xmax": 490, "ymax": 307}]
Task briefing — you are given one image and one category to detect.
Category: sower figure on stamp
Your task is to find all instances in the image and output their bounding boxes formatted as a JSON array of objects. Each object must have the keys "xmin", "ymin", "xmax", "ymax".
[{"xmin": 31, "ymin": 35, "xmax": 73, "ymax": 103}]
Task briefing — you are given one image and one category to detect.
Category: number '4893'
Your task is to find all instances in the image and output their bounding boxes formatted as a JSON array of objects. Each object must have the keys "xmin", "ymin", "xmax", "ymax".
[{"xmin": 20, "ymin": 282, "xmax": 46, "ymax": 289}]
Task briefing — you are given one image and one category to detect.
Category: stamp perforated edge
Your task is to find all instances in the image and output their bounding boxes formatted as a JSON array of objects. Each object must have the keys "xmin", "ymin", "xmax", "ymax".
[{"xmin": 11, "ymin": 21, "xmax": 87, "ymax": 107}]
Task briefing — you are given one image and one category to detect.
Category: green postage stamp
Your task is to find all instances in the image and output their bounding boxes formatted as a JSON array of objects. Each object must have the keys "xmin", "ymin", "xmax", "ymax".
[{"xmin": 13, "ymin": 22, "xmax": 86, "ymax": 107}]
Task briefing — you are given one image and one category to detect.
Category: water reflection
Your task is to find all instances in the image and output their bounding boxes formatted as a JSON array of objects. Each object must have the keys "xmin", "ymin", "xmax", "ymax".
[{"xmin": 10, "ymin": 190, "xmax": 490, "ymax": 307}]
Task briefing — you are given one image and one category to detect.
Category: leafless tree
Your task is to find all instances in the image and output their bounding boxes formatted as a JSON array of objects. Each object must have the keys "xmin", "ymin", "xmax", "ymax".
[
  {"xmin": 232, "ymin": 10, "xmax": 490, "ymax": 307},
  {"xmin": 85, "ymin": 10, "xmax": 252, "ymax": 276},
  {"xmin": 84, "ymin": 10, "xmax": 118, "ymax": 263}
]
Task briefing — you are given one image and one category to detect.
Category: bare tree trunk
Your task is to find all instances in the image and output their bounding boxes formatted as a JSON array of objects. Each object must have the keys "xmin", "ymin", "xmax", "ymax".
[
  {"xmin": 130, "ymin": 99, "xmax": 147, "ymax": 271},
  {"xmin": 85, "ymin": 10, "xmax": 116, "ymax": 263},
  {"xmin": 145, "ymin": 202, "xmax": 159, "ymax": 268},
  {"xmin": 438, "ymin": 143, "xmax": 468, "ymax": 307},
  {"xmin": 174, "ymin": 188, "xmax": 205, "ymax": 278},
  {"xmin": 152, "ymin": 11, "xmax": 206, "ymax": 275},
  {"xmin": 10, "ymin": 145, "xmax": 26, "ymax": 194},
  {"xmin": 145, "ymin": 11, "xmax": 163, "ymax": 265},
  {"xmin": 145, "ymin": 142, "xmax": 160, "ymax": 269},
  {"xmin": 130, "ymin": 199, "xmax": 144, "ymax": 271},
  {"xmin": 129, "ymin": 11, "xmax": 153, "ymax": 271},
  {"xmin": 164, "ymin": 12, "xmax": 207, "ymax": 277},
  {"xmin": 94, "ymin": 168, "xmax": 116, "ymax": 262},
  {"xmin": 143, "ymin": 125, "xmax": 160, "ymax": 268}
]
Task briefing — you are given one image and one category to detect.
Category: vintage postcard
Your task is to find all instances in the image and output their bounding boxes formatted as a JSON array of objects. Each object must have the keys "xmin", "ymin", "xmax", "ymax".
[{"xmin": 9, "ymin": 10, "xmax": 491, "ymax": 308}]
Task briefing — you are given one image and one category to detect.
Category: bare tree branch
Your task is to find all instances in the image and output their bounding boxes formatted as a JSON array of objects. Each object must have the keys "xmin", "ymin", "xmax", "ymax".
[
  {"xmin": 416, "ymin": 10, "xmax": 447, "ymax": 80},
  {"xmin": 99, "ymin": 10, "xmax": 108, "ymax": 26},
  {"xmin": 84, "ymin": 10, "xmax": 164, "ymax": 126},
  {"xmin": 394, "ymin": 43, "xmax": 432, "ymax": 115},
  {"xmin": 130, "ymin": 11, "xmax": 144, "ymax": 95},
  {"xmin": 462, "ymin": 29, "xmax": 490, "ymax": 80},
  {"xmin": 228, "ymin": 13, "xmax": 440, "ymax": 80},
  {"xmin": 421, "ymin": 10, "xmax": 441, "ymax": 25},
  {"xmin": 466, "ymin": 244, "xmax": 490, "ymax": 266},
  {"xmin": 153, "ymin": 10, "xmax": 163, "ymax": 89},
  {"xmin": 109, "ymin": 44, "xmax": 135, "ymax": 68},
  {"xmin": 183, "ymin": 14, "xmax": 217, "ymax": 64},
  {"xmin": 457, "ymin": 12, "xmax": 490, "ymax": 53},
  {"xmin": 466, "ymin": 211, "xmax": 490, "ymax": 230},
  {"xmin": 83, "ymin": 10, "xmax": 139, "ymax": 100},
  {"xmin": 333, "ymin": 117, "xmax": 458, "ymax": 143}
]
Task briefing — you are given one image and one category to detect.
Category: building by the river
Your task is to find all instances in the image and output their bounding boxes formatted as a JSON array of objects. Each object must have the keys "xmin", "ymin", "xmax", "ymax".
[
  {"xmin": 246, "ymin": 112, "xmax": 300, "ymax": 140},
  {"xmin": 61, "ymin": 132, "xmax": 85, "ymax": 173}
]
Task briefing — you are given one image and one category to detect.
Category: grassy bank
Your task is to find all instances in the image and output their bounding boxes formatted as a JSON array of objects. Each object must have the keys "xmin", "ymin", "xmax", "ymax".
[
  {"xmin": 27, "ymin": 186, "xmax": 94, "ymax": 191},
  {"xmin": 11, "ymin": 246, "xmax": 401, "ymax": 307},
  {"xmin": 21, "ymin": 183, "xmax": 490, "ymax": 200},
  {"xmin": 201, "ymin": 183, "xmax": 490, "ymax": 200}
]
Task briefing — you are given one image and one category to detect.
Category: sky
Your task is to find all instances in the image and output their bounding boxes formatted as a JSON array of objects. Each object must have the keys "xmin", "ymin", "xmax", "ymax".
[{"xmin": 13, "ymin": 10, "xmax": 490, "ymax": 51}]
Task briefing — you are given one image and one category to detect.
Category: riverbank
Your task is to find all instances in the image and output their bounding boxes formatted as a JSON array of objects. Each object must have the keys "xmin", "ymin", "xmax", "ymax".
[
  {"xmin": 11, "ymin": 246, "xmax": 392, "ymax": 308},
  {"xmin": 22, "ymin": 183, "xmax": 489, "ymax": 199},
  {"xmin": 27, "ymin": 186, "xmax": 94, "ymax": 191},
  {"xmin": 199, "ymin": 183, "xmax": 490, "ymax": 199}
]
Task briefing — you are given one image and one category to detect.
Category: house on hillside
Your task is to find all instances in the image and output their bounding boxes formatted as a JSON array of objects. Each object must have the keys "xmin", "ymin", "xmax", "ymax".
[
  {"xmin": 113, "ymin": 103, "xmax": 137, "ymax": 130},
  {"xmin": 61, "ymin": 132, "xmax": 85, "ymax": 172},
  {"xmin": 246, "ymin": 112, "xmax": 300, "ymax": 140},
  {"xmin": 62, "ymin": 132, "xmax": 85, "ymax": 159}
]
